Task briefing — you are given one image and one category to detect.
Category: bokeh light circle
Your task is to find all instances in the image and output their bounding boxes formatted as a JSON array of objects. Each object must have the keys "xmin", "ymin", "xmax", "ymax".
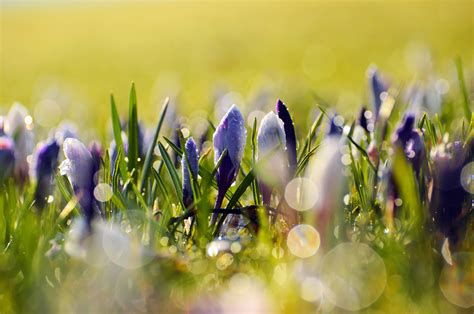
[
  {"xmin": 439, "ymin": 252, "xmax": 474, "ymax": 308},
  {"xmin": 460, "ymin": 162, "xmax": 474, "ymax": 194},
  {"xmin": 301, "ymin": 277, "xmax": 324, "ymax": 302},
  {"xmin": 284, "ymin": 177, "xmax": 319, "ymax": 211},
  {"xmin": 287, "ymin": 224, "xmax": 320, "ymax": 258},
  {"xmin": 320, "ymin": 242, "xmax": 386, "ymax": 311},
  {"xmin": 94, "ymin": 183, "xmax": 113, "ymax": 202},
  {"xmin": 102, "ymin": 210, "xmax": 154, "ymax": 269}
]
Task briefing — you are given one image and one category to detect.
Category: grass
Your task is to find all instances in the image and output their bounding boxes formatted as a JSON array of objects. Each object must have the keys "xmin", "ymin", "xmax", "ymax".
[
  {"xmin": 0, "ymin": 1, "xmax": 473, "ymax": 313},
  {"xmin": 0, "ymin": 64, "xmax": 473, "ymax": 312}
]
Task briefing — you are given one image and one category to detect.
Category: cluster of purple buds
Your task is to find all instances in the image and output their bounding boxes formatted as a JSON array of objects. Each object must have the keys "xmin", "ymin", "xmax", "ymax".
[
  {"xmin": 33, "ymin": 139, "xmax": 60, "ymax": 209},
  {"xmin": 182, "ymin": 137, "xmax": 199, "ymax": 208},
  {"xmin": 211, "ymin": 105, "xmax": 247, "ymax": 224},
  {"xmin": 60, "ymin": 138, "xmax": 101, "ymax": 230},
  {"xmin": 255, "ymin": 99, "xmax": 299, "ymax": 205},
  {"xmin": 429, "ymin": 141, "xmax": 472, "ymax": 244}
]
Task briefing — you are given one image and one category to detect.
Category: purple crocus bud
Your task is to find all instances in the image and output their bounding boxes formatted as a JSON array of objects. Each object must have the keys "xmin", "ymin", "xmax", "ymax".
[
  {"xmin": 327, "ymin": 114, "xmax": 343, "ymax": 137},
  {"xmin": 89, "ymin": 141, "xmax": 102, "ymax": 182},
  {"xmin": 33, "ymin": 139, "xmax": 60, "ymax": 209},
  {"xmin": 0, "ymin": 135, "xmax": 15, "ymax": 183},
  {"xmin": 59, "ymin": 138, "xmax": 95, "ymax": 227},
  {"xmin": 5, "ymin": 103, "xmax": 34, "ymax": 183},
  {"xmin": 430, "ymin": 141, "xmax": 470, "ymax": 244},
  {"xmin": 182, "ymin": 137, "xmax": 199, "ymax": 208},
  {"xmin": 358, "ymin": 106, "xmax": 374, "ymax": 133},
  {"xmin": 276, "ymin": 99, "xmax": 297, "ymax": 176},
  {"xmin": 257, "ymin": 112, "xmax": 286, "ymax": 205},
  {"xmin": 392, "ymin": 113, "xmax": 424, "ymax": 174},
  {"xmin": 212, "ymin": 105, "xmax": 247, "ymax": 223},
  {"xmin": 368, "ymin": 67, "xmax": 387, "ymax": 118}
]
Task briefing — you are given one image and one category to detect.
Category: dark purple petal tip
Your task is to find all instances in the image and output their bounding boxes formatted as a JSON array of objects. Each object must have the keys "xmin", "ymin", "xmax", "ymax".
[{"xmin": 275, "ymin": 99, "xmax": 297, "ymax": 172}]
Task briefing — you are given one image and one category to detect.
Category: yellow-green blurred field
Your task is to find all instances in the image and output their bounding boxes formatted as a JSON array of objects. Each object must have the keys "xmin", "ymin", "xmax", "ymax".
[{"xmin": 1, "ymin": 1, "xmax": 473, "ymax": 133}]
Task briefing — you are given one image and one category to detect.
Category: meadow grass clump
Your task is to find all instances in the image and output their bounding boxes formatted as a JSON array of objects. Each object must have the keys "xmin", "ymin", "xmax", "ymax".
[{"xmin": 0, "ymin": 62, "xmax": 473, "ymax": 313}]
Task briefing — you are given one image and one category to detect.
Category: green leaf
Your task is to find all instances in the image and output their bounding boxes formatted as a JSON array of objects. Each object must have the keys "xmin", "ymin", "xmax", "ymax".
[
  {"xmin": 250, "ymin": 117, "xmax": 261, "ymax": 205},
  {"xmin": 110, "ymin": 94, "xmax": 128, "ymax": 181},
  {"xmin": 298, "ymin": 111, "xmax": 324, "ymax": 161},
  {"xmin": 214, "ymin": 169, "xmax": 255, "ymax": 235},
  {"xmin": 455, "ymin": 57, "xmax": 472, "ymax": 120},
  {"xmin": 140, "ymin": 97, "xmax": 169, "ymax": 191},
  {"xmin": 128, "ymin": 83, "xmax": 139, "ymax": 178},
  {"xmin": 158, "ymin": 142, "xmax": 185, "ymax": 209}
]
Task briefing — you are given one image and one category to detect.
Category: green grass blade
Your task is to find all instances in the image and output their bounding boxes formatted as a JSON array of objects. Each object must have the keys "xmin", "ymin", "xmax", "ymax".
[
  {"xmin": 455, "ymin": 57, "xmax": 472, "ymax": 120},
  {"xmin": 128, "ymin": 83, "xmax": 139, "ymax": 178},
  {"xmin": 140, "ymin": 97, "xmax": 169, "ymax": 191},
  {"xmin": 158, "ymin": 142, "xmax": 185, "ymax": 209},
  {"xmin": 110, "ymin": 94, "xmax": 128, "ymax": 181}
]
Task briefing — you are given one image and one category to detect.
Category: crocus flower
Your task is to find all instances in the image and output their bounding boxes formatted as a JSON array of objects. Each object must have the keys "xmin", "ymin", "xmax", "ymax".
[
  {"xmin": 33, "ymin": 139, "xmax": 60, "ymax": 209},
  {"xmin": 182, "ymin": 137, "xmax": 199, "ymax": 208},
  {"xmin": 59, "ymin": 138, "xmax": 96, "ymax": 228},
  {"xmin": 89, "ymin": 141, "xmax": 103, "ymax": 182},
  {"xmin": 358, "ymin": 106, "xmax": 373, "ymax": 133},
  {"xmin": 212, "ymin": 105, "xmax": 246, "ymax": 223},
  {"xmin": 429, "ymin": 141, "xmax": 470, "ymax": 244},
  {"xmin": 392, "ymin": 113, "xmax": 424, "ymax": 174},
  {"xmin": 5, "ymin": 103, "xmax": 34, "ymax": 183},
  {"xmin": 257, "ymin": 111, "xmax": 286, "ymax": 205},
  {"xmin": 276, "ymin": 99, "xmax": 297, "ymax": 176},
  {"xmin": 327, "ymin": 114, "xmax": 343, "ymax": 137},
  {"xmin": 368, "ymin": 67, "xmax": 387, "ymax": 118},
  {"xmin": 0, "ymin": 135, "xmax": 15, "ymax": 183}
]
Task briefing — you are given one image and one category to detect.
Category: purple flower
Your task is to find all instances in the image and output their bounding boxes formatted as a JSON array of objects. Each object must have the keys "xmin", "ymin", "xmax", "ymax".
[
  {"xmin": 5, "ymin": 104, "xmax": 34, "ymax": 183},
  {"xmin": 257, "ymin": 111, "xmax": 286, "ymax": 204},
  {"xmin": 276, "ymin": 99, "xmax": 297, "ymax": 175},
  {"xmin": 327, "ymin": 114, "xmax": 343, "ymax": 137},
  {"xmin": 358, "ymin": 106, "xmax": 373, "ymax": 133},
  {"xmin": 0, "ymin": 135, "xmax": 15, "ymax": 183},
  {"xmin": 33, "ymin": 139, "xmax": 60, "ymax": 209},
  {"xmin": 89, "ymin": 142, "xmax": 102, "ymax": 173},
  {"xmin": 182, "ymin": 137, "xmax": 199, "ymax": 208},
  {"xmin": 59, "ymin": 138, "xmax": 96, "ymax": 227},
  {"xmin": 368, "ymin": 67, "xmax": 387, "ymax": 118},
  {"xmin": 430, "ymin": 141, "xmax": 471, "ymax": 244},
  {"xmin": 212, "ymin": 105, "xmax": 246, "ymax": 223},
  {"xmin": 392, "ymin": 113, "xmax": 424, "ymax": 174}
]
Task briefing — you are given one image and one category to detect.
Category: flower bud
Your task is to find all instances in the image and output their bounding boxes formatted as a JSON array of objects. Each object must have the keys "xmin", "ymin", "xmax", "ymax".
[
  {"xmin": 33, "ymin": 139, "xmax": 60, "ymax": 209},
  {"xmin": 182, "ymin": 137, "xmax": 199, "ymax": 208},
  {"xmin": 212, "ymin": 105, "xmax": 247, "ymax": 222}
]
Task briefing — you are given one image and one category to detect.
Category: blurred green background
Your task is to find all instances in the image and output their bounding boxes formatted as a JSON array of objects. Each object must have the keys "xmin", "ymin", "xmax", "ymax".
[{"xmin": 1, "ymin": 1, "xmax": 473, "ymax": 135}]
